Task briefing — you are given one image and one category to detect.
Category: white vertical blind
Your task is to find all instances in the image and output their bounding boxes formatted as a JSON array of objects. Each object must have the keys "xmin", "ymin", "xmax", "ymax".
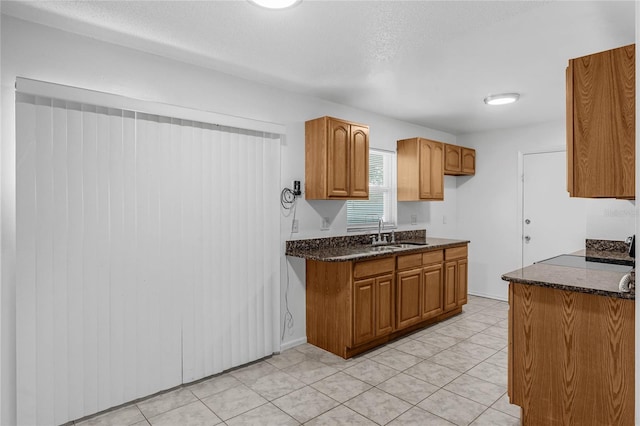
[{"xmin": 16, "ymin": 91, "xmax": 280, "ymax": 425}]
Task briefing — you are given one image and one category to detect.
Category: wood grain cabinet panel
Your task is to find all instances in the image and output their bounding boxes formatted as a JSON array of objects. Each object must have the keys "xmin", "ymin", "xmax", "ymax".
[
  {"xmin": 444, "ymin": 246, "xmax": 468, "ymax": 312},
  {"xmin": 327, "ymin": 119, "xmax": 350, "ymax": 197},
  {"xmin": 567, "ymin": 44, "xmax": 635, "ymax": 199},
  {"xmin": 305, "ymin": 116, "xmax": 369, "ymax": 200},
  {"xmin": 456, "ymin": 259, "xmax": 468, "ymax": 306},
  {"xmin": 350, "ymin": 125, "xmax": 370, "ymax": 198},
  {"xmin": 396, "ymin": 269, "xmax": 422, "ymax": 329},
  {"xmin": 352, "ymin": 260, "xmax": 395, "ymax": 347},
  {"xmin": 443, "ymin": 261, "xmax": 458, "ymax": 312},
  {"xmin": 461, "ymin": 148, "xmax": 476, "ymax": 175},
  {"xmin": 422, "ymin": 263, "xmax": 443, "ymax": 320},
  {"xmin": 509, "ymin": 283, "xmax": 635, "ymax": 425},
  {"xmin": 444, "ymin": 144, "xmax": 475, "ymax": 176},
  {"xmin": 397, "ymin": 137, "xmax": 444, "ymax": 201},
  {"xmin": 376, "ymin": 275, "xmax": 395, "ymax": 337},
  {"xmin": 353, "ymin": 278, "xmax": 375, "ymax": 346},
  {"xmin": 444, "ymin": 144, "xmax": 462, "ymax": 174}
]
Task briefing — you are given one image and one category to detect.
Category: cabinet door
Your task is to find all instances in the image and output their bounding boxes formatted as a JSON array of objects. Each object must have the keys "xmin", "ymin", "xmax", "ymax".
[
  {"xmin": 444, "ymin": 144, "xmax": 462, "ymax": 174},
  {"xmin": 350, "ymin": 125, "xmax": 369, "ymax": 198},
  {"xmin": 327, "ymin": 118, "xmax": 351, "ymax": 198},
  {"xmin": 422, "ymin": 263, "xmax": 443, "ymax": 320},
  {"xmin": 461, "ymin": 148, "xmax": 475, "ymax": 175},
  {"xmin": 376, "ymin": 274, "xmax": 394, "ymax": 337},
  {"xmin": 431, "ymin": 142, "xmax": 444, "ymax": 199},
  {"xmin": 568, "ymin": 44, "xmax": 635, "ymax": 199},
  {"xmin": 418, "ymin": 139, "xmax": 434, "ymax": 199},
  {"xmin": 418, "ymin": 139, "xmax": 444, "ymax": 200},
  {"xmin": 353, "ymin": 278, "xmax": 376, "ymax": 346},
  {"xmin": 443, "ymin": 260, "xmax": 458, "ymax": 312},
  {"xmin": 396, "ymin": 269, "xmax": 422, "ymax": 329},
  {"xmin": 456, "ymin": 259, "xmax": 468, "ymax": 306}
]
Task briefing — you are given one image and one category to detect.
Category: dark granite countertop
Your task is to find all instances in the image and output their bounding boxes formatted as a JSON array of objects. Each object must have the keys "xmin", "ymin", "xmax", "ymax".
[
  {"xmin": 502, "ymin": 256, "xmax": 635, "ymax": 300},
  {"xmin": 286, "ymin": 231, "xmax": 469, "ymax": 262},
  {"xmin": 502, "ymin": 248, "xmax": 636, "ymax": 300}
]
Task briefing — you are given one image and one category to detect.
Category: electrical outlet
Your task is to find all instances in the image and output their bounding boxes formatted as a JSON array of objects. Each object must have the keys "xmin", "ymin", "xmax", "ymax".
[
  {"xmin": 292, "ymin": 219, "xmax": 299, "ymax": 233},
  {"xmin": 443, "ymin": 215, "xmax": 447, "ymax": 224},
  {"xmin": 411, "ymin": 214, "xmax": 417, "ymax": 225},
  {"xmin": 321, "ymin": 217, "xmax": 330, "ymax": 230}
]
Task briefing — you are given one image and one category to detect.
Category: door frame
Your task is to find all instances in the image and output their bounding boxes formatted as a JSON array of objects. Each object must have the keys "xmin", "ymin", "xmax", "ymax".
[{"xmin": 517, "ymin": 146, "xmax": 566, "ymax": 268}]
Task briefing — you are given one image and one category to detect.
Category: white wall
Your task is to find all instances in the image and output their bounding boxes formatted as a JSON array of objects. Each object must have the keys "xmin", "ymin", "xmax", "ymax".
[
  {"xmin": 585, "ymin": 198, "xmax": 635, "ymax": 240},
  {"xmin": 457, "ymin": 120, "xmax": 636, "ymax": 301},
  {"xmin": 0, "ymin": 15, "xmax": 460, "ymax": 424}
]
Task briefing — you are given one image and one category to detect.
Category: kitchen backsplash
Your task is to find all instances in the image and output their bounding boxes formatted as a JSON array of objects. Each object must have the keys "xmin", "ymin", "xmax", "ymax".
[{"xmin": 585, "ymin": 238, "xmax": 630, "ymax": 252}]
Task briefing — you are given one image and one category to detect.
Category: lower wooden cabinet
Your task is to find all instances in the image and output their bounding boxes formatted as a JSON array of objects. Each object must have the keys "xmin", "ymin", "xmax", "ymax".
[
  {"xmin": 306, "ymin": 243, "xmax": 468, "ymax": 358},
  {"xmin": 375, "ymin": 275, "xmax": 394, "ymax": 337},
  {"xmin": 508, "ymin": 283, "xmax": 634, "ymax": 425},
  {"xmin": 444, "ymin": 261, "xmax": 458, "ymax": 311},
  {"xmin": 457, "ymin": 258, "xmax": 468, "ymax": 306},
  {"xmin": 352, "ymin": 257, "xmax": 395, "ymax": 346},
  {"xmin": 396, "ymin": 269, "xmax": 422, "ymax": 329},
  {"xmin": 353, "ymin": 278, "xmax": 376, "ymax": 346},
  {"xmin": 353, "ymin": 273, "xmax": 394, "ymax": 346},
  {"xmin": 444, "ymin": 246, "xmax": 468, "ymax": 312},
  {"xmin": 396, "ymin": 249, "xmax": 446, "ymax": 329},
  {"xmin": 422, "ymin": 263, "xmax": 444, "ymax": 319}
]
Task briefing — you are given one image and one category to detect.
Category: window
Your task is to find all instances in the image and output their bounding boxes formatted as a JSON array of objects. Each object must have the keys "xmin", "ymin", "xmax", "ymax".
[{"xmin": 347, "ymin": 149, "xmax": 397, "ymax": 229}]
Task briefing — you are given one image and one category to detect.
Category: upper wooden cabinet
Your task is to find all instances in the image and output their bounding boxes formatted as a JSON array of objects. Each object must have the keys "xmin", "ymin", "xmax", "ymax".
[
  {"xmin": 444, "ymin": 144, "xmax": 475, "ymax": 176},
  {"xmin": 566, "ymin": 44, "xmax": 635, "ymax": 199},
  {"xmin": 397, "ymin": 138, "xmax": 444, "ymax": 201},
  {"xmin": 305, "ymin": 116, "xmax": 369, "ymax": 200}
]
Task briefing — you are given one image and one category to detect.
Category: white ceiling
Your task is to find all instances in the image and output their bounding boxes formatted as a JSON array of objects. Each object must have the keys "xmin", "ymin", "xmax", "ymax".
[{"xmin": 1, "ymin": 0, "xmax": 635, "ymax": 135}]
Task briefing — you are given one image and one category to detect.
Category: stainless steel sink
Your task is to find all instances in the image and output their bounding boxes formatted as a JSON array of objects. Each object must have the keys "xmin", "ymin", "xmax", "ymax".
[
  {"xmin": 365, "ymin": 242, "xmax": 429, "ymax": 252},
  {"xmin": 366, "ymin": 245, "xmax": 396, "ymax": 252},
  {"xmin": 393, "ymin": 242, "xmax": 429, "ymax": 249}
]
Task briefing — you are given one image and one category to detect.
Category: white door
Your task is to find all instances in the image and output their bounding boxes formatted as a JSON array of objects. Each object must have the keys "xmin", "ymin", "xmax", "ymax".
[{"xmin": 522, "ymin": 150, "xmax": 586, "ymax": 266}]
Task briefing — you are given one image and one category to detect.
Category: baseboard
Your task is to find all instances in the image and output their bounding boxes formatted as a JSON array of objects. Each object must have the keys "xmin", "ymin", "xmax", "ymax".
[
  {"xmin": 468, "ymin": 291, "xmax": 508, "ymax": 302},
  {"xmin": 279, "ymin": 336, "xmax": 307, "ymax": 352}
]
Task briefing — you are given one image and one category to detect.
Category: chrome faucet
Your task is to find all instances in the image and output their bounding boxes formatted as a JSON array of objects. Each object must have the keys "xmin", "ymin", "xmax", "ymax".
[{"xmin": 371, "ymin": 218, "xmax": 387, "ymax": 246}]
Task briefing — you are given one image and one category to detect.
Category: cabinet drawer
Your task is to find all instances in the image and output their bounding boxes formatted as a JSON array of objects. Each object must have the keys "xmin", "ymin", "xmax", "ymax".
[
  {"xmin": 422, "ymin": 250, "xmax": 444, "ymax": 265},
  {"xmin": 397, "ymin": 253, "xmax": 423, "ymax": 270},
  {"xmin": 354, "ymin": 257, "xmax": 394, "ymax": 278},
  {"xmin": 445, "ymin": 246, "xmax": 467, "ymax": 260}
]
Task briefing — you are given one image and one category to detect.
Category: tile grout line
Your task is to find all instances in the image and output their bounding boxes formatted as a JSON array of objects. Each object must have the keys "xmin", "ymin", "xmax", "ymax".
[{"xmin": 70, "ymin": 299, "xmax": 514, "ymax": 426}]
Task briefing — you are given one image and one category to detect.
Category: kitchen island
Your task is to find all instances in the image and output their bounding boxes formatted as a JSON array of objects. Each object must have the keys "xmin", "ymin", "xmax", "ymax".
[
  {"xmin": 502, "ymin": 253, "xmax": 634, "ymax": 426},
  {"xmin": 287, "ymin": 230, "xmax": 470, "ymax": 358}
]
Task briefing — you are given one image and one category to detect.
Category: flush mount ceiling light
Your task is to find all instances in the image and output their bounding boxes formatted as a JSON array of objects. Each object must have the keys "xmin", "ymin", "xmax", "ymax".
[
  {"xmin": 249, "ymin": 0, "xmax": 301, "ymax": 9},
  {"xmin": 483, "ymin": 93, "xmax": 520, "ymax": 106}
]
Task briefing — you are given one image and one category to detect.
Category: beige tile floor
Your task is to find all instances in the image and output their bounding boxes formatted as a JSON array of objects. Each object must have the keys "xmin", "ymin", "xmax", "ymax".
[{"xmin": 73, "ymin": 296, "xmax": 519, "ymax": 426}]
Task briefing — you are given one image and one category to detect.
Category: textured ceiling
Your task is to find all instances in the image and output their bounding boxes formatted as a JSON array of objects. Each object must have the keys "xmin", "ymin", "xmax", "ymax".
[{"xmin": 1, "ymin": 0, "xmax": 635, "ymax": 134}]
